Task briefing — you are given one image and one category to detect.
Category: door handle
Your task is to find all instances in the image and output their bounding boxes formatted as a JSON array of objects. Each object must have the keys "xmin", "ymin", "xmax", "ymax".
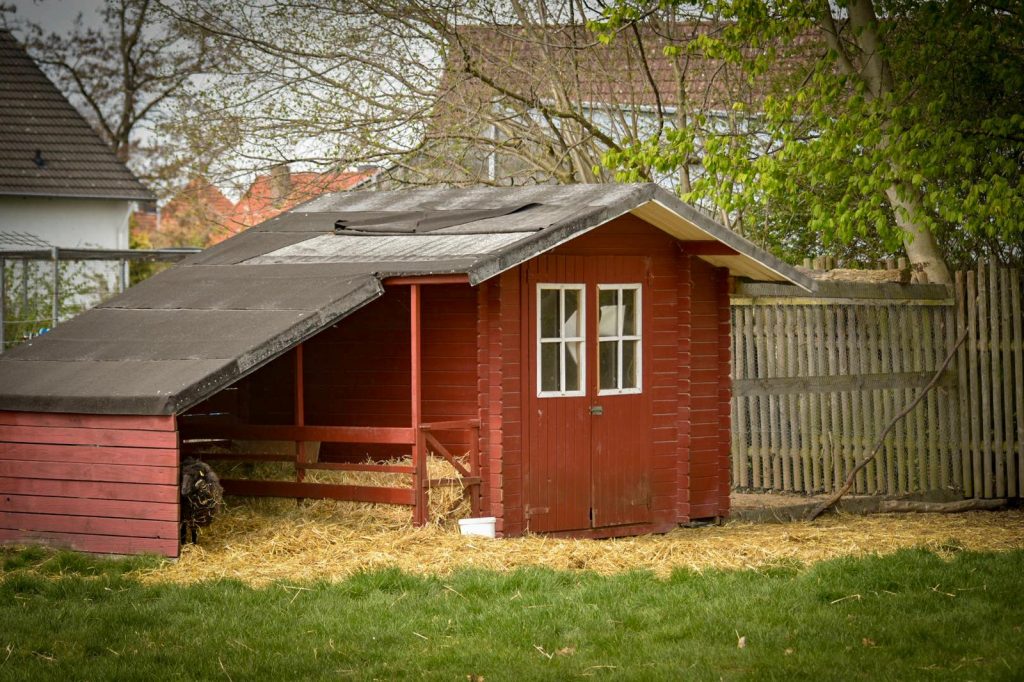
[{"xmin": 590, "ymin": 405, "xmax": 604, "ymax": 415}]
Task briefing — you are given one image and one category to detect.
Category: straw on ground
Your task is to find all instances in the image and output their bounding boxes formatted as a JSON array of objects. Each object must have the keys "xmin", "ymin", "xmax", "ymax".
[{"xmin": 137, "ymin": 496, "xmax": 1024, "ymax": 587}]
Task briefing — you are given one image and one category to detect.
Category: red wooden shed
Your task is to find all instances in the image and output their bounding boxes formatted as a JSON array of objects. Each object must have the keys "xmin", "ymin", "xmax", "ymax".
[{"xmin": 0, "ymin": 184, "xmax": 813, "ymax": 556}]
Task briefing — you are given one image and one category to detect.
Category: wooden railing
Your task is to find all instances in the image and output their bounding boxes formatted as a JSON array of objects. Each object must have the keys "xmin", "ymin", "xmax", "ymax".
[{"xmin": 180, "ymin": 418, "xmax": 482, "ymax": 520}]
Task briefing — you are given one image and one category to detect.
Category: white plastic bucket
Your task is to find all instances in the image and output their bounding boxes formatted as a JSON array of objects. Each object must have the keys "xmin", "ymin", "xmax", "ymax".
[{"xmin": 458, "ymin": 516, "xmax": 497, "ymax": 538}]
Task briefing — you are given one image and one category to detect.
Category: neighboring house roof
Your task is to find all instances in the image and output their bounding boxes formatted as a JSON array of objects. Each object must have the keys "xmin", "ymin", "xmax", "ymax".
[
  {"xmin": 0, "ymin": 30, "xmax": 153, "ymax": 201},
  {"xmin": 134, "ymin": 169, "xmax": 379, "ymax": 248},
  {"xmin": 227, "ymin": 169, "xmax": 378, "ymax": 236},
  {"xmin": 0, "ymin": 183, "xmax": 814, "ymax": 416}
]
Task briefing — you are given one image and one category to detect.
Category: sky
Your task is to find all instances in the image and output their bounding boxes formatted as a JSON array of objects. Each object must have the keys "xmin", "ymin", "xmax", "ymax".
[{"xmin": 7, "ymin": 0, "xmax": 105, "ymax": 35}]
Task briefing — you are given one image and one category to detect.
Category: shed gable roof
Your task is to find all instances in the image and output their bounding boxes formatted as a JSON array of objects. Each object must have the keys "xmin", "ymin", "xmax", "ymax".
[
  {"xmin": 0, "ymin": 183, "xmax": 811, "ymax": 415},
  {"xmin": 0, "ymin": 30, "xmax": 153, "ymax": 201}
]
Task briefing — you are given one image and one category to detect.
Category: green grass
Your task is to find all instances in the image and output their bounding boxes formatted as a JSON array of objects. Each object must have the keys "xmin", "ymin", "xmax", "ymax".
[{"xmin": 1, "ymin": 548, "xmax": 1022, "ymax": 680}]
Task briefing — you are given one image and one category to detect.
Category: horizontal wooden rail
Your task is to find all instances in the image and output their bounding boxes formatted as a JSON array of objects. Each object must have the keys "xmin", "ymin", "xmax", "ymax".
[
  {"xmin": 189, "ymin": 452, "xmax": 295, "ymax": 462},
  {"xmin": 295, "ymin": 462, "xmax": 415, "ymax": 474},
  {"xmin": 179, "ymin": 424, "xmax": 415, "ymax": 445},
  {"xmin": 427, "ymin": 477, "xmax": 481, "ymax": 488},
  {"xmin": 221, "ymin": 479, "xmax": 416, "ymax": 505},
  {"xmin": 732, "ymin": 370, "xmax": 956, "ymax": 397}
]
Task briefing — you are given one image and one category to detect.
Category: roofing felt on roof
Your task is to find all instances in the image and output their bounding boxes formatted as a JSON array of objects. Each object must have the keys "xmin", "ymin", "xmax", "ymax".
[
  {"xmin": 0, "ymin": 30, "xmax": 153, "ymax": 201},
  {"xmin": 0, "ymin": 183, "xmax": 813, "ymax": 415}
]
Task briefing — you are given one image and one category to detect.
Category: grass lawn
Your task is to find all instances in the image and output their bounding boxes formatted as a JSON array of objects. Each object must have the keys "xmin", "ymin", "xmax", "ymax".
[{"xmin": 1, "ymin": 547, "xmax": 1022, "ymax": 680}]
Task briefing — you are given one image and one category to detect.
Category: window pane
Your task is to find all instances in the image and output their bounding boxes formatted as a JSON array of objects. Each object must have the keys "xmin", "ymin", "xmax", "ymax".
[
  {"xmin": 622, "ymin": 340, "xmax": 638, "ymax": 389},
  {"xmin": 565, "ymin": 341, "xmax": 581, "ymax": 391},
  {"xmin": 599, "ymin": 340, "xmax": 618, "ymax": 390},
  {"xmin": 622, "ymin": 289, "xmax": 637, "ymax": 336},
  {"xmin": 598, "ymin": 289, "xmax": 617, "ymax": 338},
  {"xmin": 562, "ymin": 288, "xmax": 580, "ymax": 337},
  {"xmin": 540, "ymin": 289, "xmax": 559, "ymax": 338},
  {"xmin": 541, "ymin": 342, "xmax": 560, "ymax": 391}
]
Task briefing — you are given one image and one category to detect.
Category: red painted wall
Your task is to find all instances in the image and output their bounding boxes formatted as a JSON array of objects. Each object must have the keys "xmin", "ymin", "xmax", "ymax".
[
  {"xmin": 686, "ymin": 258, "xmax": 732, "ymax": 519},
  {"xmin": 0, "ymin": 411, "xmax": 180, "ymax": 557},
  {"xmin": 484, "ymin": 215, "xmax": 734, "ymax": 536},
  {"xmin": 302, "ymin": 284, "xmax": 478, "ymax": 458}
]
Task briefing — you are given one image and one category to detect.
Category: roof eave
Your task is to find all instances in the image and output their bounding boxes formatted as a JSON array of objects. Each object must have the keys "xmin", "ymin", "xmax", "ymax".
[
  {"xmin": 0, "ymin": 188, "xmax": 156, "ymax": 202},
  {"xmin": 467, "ymin": 183, "xmax": 815, "ymax": 292}
]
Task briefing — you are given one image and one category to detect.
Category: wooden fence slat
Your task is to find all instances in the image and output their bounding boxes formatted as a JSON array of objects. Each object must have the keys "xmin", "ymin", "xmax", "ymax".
[
  {"xmin": 823, "ymin": 307, "xmax": 839, "ymax": 489},
  {"xmin": 794, "ymin": 307, "xmax": 811, "ymax": 489},
  {"xmin": 917, "ymin": 305, "xmax": 933, "ymax": 491},
  {"xmin": 999, "ymin": 265, "xmax": 1014, "ymax": 497},
  {"xmin": 988, "ymin": 258, "xmax": 1005, "ymax": 497},
  {"xmin": 927, "ymin": 311, "xmax": 942, "ymax": 490},
  {"xmin": 979, "ymin": 261, "xmax": 994, "ymax": 497},
  {"xmin": 806, "ymin": 307, "xmax": 823, "ymax": 489},
  {"xmin": 1012, "ymin": 269, "xmax": 1024, "ymax": 497},
  {"xmin": 759, "ymin": 307, "xmax": 774, "ymax": 489},
  {"xmin": 732, "ymin": 310, "xmax": 748, "ymax": 488},
  {"xmin": 744, "ymin": 307, "xmax": 760, "ymax": 489},
  {"xmin": 967, "ymin": 270, "xmax": 983, "ymax": 498},
  {"xmin": 860, "ymin": 305, "xmax": 876, "ymax": 491},
  {"xmin": 785, "ymin": 306, "xmax": 800, "ymax": 491},
  {"xmin": 766, "ymin": 306, "xmax": 783, "ymax": 490},
  {"xmin": 956, "ymin": 271, "xmax": 971, "ymax": 495},
  {"xmin": 943, "ymin": 302, "xmax": 959, "ymax": 492}
]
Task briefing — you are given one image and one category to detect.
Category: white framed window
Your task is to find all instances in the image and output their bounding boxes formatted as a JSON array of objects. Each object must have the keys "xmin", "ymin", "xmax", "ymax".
[
  {"xmin": 537, "ymin": 284, "xmax": 586, "ymax": 397},
  {"xmin": 597, "ymin": 284, "xmax": 642, "ymax": 395}
]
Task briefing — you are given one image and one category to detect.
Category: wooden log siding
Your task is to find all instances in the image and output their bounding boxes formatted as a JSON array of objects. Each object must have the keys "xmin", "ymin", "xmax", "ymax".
[
  {"xmin": 731, "ymin": 260, "xmax": 1023, "ymax": 498},
  {"xmin": 0, "ymin": 412, "xmax": 179, "ymax": 556}
]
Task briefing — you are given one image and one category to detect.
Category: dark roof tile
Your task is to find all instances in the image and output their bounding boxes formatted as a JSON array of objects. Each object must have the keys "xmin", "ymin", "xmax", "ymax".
[{"xmin": 0, "ymin": 30, "xmax": 153, "ymax": 200}]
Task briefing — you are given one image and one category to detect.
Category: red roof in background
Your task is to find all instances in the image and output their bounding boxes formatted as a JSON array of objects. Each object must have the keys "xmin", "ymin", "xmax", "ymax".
[
  {"xmin": 165, "ymin": 177, "xmax": 235, "ymax": 223},
  {"xmin": 132, "ymin": 168, "xmax": 378, "ymax": 248},
  {"xmin": 225, "ymin": 170, "xmax": 376, "ymax": 241}
]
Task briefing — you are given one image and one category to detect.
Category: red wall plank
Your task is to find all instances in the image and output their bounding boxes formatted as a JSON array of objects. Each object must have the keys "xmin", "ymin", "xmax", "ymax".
[
  {"xmin": 0, "ymin": 477, "xmax": 178, "ymax": 504},
  {"xmin": 0, "ymin": 412, "xmax": 175, "ymax": 431},
  {"xmin": 0, "ymin": 460, "xmax": 177, "ymax": 484},
  {"xmin": 1, "ymin": 494, "xmax": 178, "ymax": 522},
  {"xmin": 0, "ymin": 425, "xmax": 177, "ymax": 449},
  {"xmin": 0, "ymin": 442, "xmax": 178, "ymax": 466},
  {"xmin": 0, "ymin": 528, "xmax": 178, "ymax": 557},
  {"xmin": 0, "ymin": 512, "xmax": 177, "ymax": 539}
]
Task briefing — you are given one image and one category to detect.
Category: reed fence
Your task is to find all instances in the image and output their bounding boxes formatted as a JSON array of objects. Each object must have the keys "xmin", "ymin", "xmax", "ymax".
[{"xmin": 730, "ymin": 259, "xmax": 1023, "ymax": 498}]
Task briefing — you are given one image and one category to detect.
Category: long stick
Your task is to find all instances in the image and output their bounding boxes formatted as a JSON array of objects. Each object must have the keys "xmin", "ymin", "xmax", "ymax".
[{"xmin": 806, "ymin": 327, "xmax": 969, "ymax": 521}]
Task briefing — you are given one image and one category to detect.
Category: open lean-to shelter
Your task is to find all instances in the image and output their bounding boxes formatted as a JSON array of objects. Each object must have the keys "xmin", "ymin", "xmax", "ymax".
[{"xmin": 0, "ymin": 184, "xmax": 814, "ymax": 556}]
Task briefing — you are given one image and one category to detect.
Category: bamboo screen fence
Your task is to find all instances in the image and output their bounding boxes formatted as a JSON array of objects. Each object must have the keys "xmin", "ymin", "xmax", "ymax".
[{"xmin": 730, "ymin": 260, "xmax": 1023, "ymax": 499}]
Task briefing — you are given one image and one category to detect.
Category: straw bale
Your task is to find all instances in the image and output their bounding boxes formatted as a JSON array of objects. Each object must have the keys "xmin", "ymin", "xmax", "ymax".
[{"xmin": 135, "ymin": 498, "xmax": 1024, "ymax": 587}]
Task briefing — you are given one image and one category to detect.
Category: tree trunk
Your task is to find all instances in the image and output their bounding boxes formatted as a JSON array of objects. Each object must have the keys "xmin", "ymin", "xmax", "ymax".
[
  {"xmin": 886, "ymin": 186, "xmax": 953, "ymax": 284},
  {"xmin": 834, "ymin": 0, "xmax": 953, "ymax": 285}
]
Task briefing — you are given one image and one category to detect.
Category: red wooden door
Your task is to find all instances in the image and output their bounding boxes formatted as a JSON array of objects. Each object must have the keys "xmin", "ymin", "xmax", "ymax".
[
  {"xmin": 523, "ymin": 255, "xmax": 652, "ymax": 532},
  {"xmin": 589, "ymin": 257, "xmax": 652, "ymax": 528}
]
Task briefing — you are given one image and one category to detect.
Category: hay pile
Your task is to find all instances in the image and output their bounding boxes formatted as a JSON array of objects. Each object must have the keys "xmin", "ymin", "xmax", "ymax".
[{"xmin": 137, "ymin": 498, "xmax": 1024, "ymax": 586}]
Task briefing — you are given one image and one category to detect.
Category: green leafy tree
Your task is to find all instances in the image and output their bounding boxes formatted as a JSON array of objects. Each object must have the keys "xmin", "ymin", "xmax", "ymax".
[{"xmin": 599, "ymin": 0, "xmax": 1024, "ymax": 280}]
